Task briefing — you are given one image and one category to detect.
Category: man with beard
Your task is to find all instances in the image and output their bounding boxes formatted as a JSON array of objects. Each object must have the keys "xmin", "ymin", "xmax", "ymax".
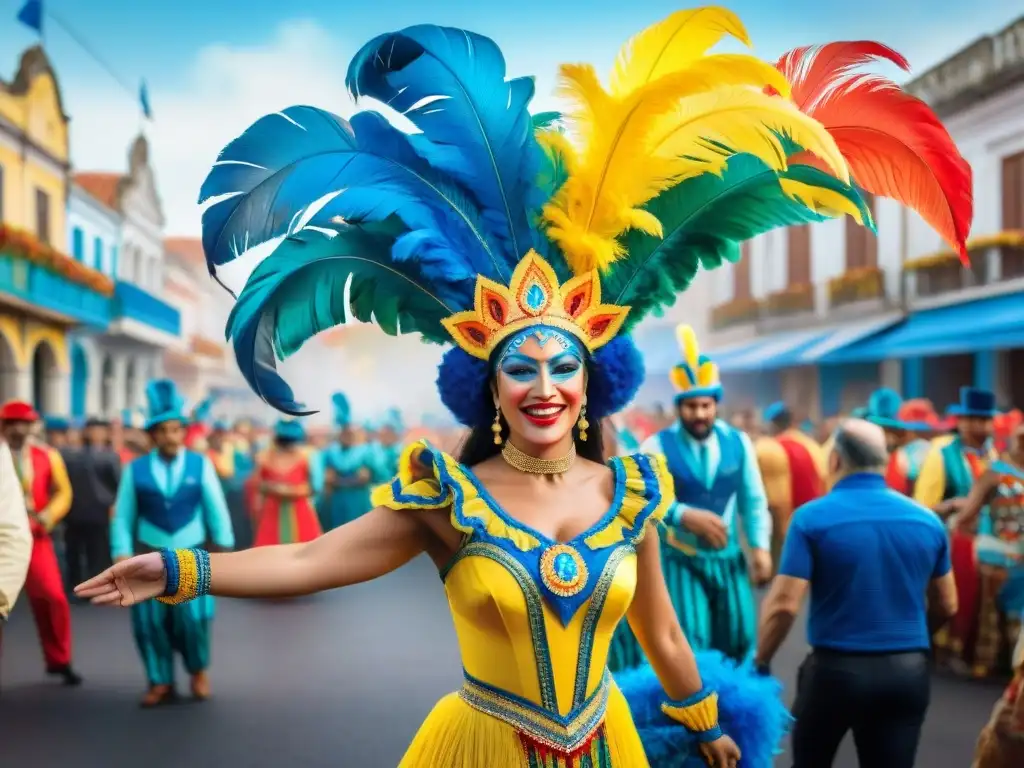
[{"xmin": 608, "ymin": 326, "xmax": 771, "ymax": 668}]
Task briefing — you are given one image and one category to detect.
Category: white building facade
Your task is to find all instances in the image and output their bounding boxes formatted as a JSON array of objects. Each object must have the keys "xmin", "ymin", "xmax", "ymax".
[
  {"xmin": 71, "ymin": 136, "xmax": 182, "ymax": 419},
  {"xmin": 703, "ymin": 14, "xmax": 1024, "ymax": 421}
]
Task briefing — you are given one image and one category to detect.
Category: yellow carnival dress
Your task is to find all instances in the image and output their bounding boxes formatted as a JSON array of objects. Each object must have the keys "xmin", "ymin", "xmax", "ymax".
[{"xmin": 372, "ymin": 442, "xmax": 673, "ymax": 767}]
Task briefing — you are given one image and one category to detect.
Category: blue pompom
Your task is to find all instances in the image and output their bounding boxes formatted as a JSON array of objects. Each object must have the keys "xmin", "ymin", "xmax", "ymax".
[
  {"xmin": 588, "ymin": 335, "xmax": 645, "ymax": 420},
  {"xmin": 436, "ymin": 347, "xmax": 492, "ymax": 427},
  {"xmin": 615, "ymin": 652, "xmax": 791, "ymax": 768}
]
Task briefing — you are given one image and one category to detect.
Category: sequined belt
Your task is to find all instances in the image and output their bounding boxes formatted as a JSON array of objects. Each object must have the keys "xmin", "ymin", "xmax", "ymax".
[{"xmin": 458, "ymin": 670, "xmax": 609, "ymax": 753}]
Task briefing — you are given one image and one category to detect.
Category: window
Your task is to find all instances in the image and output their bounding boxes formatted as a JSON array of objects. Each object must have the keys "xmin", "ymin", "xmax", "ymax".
[
  {"xmin": 34, "ymin": 188, "xmax": 51, "ymax": 244},
  {"xmin": 72, "ymin": 227, "xmax": 85, "ymax": 261},
  {"xmin": 787, "ymin": 225, "xmax": 811, "ymax": 286},
  {"xmin": 734, "ymin": 241, "xmax": 752, "ymax": 300},
  {"xmin": 1001, "ymin": 152, "xmax": 1024, "ymax": 278},
  {"xmin": 844, "ymin": 192, "xmax": 877, "ymax": 270},
  {"xmin": 93, "ymin": 237, "xmax": 103, "ymax": 271}
]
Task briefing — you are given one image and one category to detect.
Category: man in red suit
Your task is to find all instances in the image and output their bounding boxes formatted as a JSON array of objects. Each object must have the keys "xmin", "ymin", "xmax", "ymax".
[{"xmin": 0, "ymin": 400, "xmax": 81, "ymax": 685}]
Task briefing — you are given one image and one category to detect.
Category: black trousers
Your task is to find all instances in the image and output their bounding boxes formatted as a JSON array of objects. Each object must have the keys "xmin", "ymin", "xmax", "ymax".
[
  {"xmin": 791, "ymin": 648, "xmax": 931, "ymax": 768},
  {"xmin": 64, "ymin": 520, "xmax": 111, "ymax": 586}
]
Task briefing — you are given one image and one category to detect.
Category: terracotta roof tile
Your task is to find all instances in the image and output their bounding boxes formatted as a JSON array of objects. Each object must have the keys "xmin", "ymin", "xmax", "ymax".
[
  {"xmin": 73, "ymin": 172, "xmax": 122, "ymax": 210},
  {"xmin": 164, "ymin": 237, "xmax": 206, "ymax": 269}
]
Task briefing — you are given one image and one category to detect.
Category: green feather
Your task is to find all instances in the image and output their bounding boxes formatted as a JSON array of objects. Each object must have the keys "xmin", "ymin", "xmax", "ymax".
[
  {"xmin": 603, "ymin": 154, "xmax": 872, "ymax": 330},
  {"xmin": 531, "ymin": 111, "xmax": 562, "ymax": 131}
]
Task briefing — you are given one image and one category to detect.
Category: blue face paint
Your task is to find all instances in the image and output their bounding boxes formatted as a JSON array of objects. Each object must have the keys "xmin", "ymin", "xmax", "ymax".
[
  {"xmin": 498, "ymin": 350, "xmax": 584, "ymax": 385},
  {"xmin": 494, "ymin": 325, "xmax": 584, "ymax": 370}
]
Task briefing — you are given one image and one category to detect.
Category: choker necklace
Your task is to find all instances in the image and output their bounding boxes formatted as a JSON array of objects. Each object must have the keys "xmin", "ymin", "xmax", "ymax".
[{"xmin": 501, "ymin": 441, "xmax": 576, "ymax": 475}]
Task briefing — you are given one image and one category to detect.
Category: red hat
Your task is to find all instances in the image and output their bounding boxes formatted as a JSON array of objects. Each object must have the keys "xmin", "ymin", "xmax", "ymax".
[
  {"xmin": 896, "ymin": 399, "xmax": 940, "ymax": 430},
  {"xmin": 0, "ymin": 400, "xmax": 40, "ymax": 422}
]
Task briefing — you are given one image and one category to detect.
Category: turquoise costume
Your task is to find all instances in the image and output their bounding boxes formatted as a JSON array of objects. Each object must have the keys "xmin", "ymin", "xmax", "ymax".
[
  {"xmin": 609, "ymin": 328, "xmax": 771, "ymax": 668},
  {"xmin": 318, "ymin": 393, "xmax": 377, "ymax": 530},
  {"xmin": 110, "ymin": 380, "xmax": 235, "ymax": 688}
]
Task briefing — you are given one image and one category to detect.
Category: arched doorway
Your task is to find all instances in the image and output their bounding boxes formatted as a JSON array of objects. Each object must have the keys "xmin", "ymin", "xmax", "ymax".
[
  {"xmin": 0, "ymin": 332, "xmax": 16, "ymax": 402},
  {"xmin": 31, "ymin": 341, "xmax": 59, "ymax": 415},
  {"xmin": 125, "ymin": 358, "xmax": 138, "ymax": 409},
  {"xmin": 100, "ymin": 354, "xmax": 114, "ymax": 416},
  {"xmin": 71, "ymin": 343, "xmax": 88, "ymax": 418}
]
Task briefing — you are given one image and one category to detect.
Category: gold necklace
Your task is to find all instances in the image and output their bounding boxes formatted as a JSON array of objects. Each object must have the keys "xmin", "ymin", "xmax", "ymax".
[{"xmin": 501, "ymin": 440, "xmax": 576, "ymax": 475}]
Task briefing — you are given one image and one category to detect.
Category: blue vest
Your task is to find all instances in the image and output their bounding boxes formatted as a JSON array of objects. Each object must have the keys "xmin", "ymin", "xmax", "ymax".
[
  {"xmin": 132, "ymin": 451, "xmax": 205, "ymax": 534},
  {"xmin": 658, "ymin": 423, "xmax": 745, "ymax": 516}
]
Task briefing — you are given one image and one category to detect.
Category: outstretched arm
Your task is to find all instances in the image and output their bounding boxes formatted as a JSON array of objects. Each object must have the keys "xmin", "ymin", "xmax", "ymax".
[{"xmin": 210, "ymin": 505, "xmax": 432, "ymax": 598}]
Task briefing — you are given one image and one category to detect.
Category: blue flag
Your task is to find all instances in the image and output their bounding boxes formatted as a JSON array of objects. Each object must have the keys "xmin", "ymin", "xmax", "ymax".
[
  {"xmin": 17, "ymin": 0, "xmax": 43, "ymax": 34},
  {"xmin": 139, "ymin": 79, "xmax": 152, "ymax": 119}
]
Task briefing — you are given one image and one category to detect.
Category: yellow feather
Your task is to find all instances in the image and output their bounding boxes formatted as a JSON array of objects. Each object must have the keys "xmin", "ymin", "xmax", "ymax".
[
  {"xmin": 650, "ymin": 88, "xmax": 850, "ymax": 183},
  {"xmin": 676, "ymin": 324, "xmax": 700, "ymax": 369},
  {"xmin": 670, "ymin": 366, "xmax": 694, "ymax": 391},
  {"xmin": 536, "ymin": 130, "xmax": 579, "ymax": 176},
  {"xmin": 610, "ymin": 7, "xmax": 750, "ymax": 96},
  {"xmin": 697, "ymin": 361, "xmax": 719, "ymax": 388},
  {"xmin": 778, "ymin": 179, "xmax": 869, "ymax": 226}
]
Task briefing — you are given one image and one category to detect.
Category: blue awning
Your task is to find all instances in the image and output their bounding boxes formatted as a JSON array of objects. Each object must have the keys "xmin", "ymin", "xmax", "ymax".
[
  {"xmin": 717, "ymin": 328, "xmax": 832, "ymax": 372},
  {"xmin": 791, "ymin": 314, "xmax": 903, "ymax": 365},
  {"xmin": 821, "ymin": 291, "xmax": 1024, "ymax": 363},
  {"xmin": 634, "ymin": 325, "xmax": 761, "ymax": 375}
]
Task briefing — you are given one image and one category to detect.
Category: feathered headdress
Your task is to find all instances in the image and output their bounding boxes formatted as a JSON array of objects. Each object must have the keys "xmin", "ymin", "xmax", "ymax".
[
  {"xmin": 670, "ymin": 325, "xmax": 722, "ymax": 401},
  {"xmin": 198, "ymin": 7, "xmax": 972, "ymax": 426},
  {"xmin": 274, "ymin": 418, "xmax": 306, "ymax": 443},
  {"xmin": 191, "ymin": 394, "xmax": 217, "ymax": 425},
  {"xmin": 143, "ymin": 379, "xmax": 187, "ymax": 430},
  {"xmin": 331, "ymin": 392, "xmax": 351, "ymax": 428}
]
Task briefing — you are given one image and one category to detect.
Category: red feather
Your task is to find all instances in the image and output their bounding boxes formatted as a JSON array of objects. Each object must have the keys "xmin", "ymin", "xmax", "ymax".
[{"xmin": 773, "ymin": 42, "xmax": 973, "ymax": 266}]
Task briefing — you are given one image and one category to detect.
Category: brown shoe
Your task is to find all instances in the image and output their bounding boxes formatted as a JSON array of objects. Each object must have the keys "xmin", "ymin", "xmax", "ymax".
[
  {"xmin": 140, "ymin": 684, "xmax": 174, "ymax": 708},
  {"xmin": 190, "ymin": 672, "xmax": 211, "ymax": 701}
]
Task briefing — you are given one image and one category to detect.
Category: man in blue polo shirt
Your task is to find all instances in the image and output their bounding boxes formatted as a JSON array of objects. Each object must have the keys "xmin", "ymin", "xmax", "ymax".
[{"xmin": 754, "ymin": 418, "xmax": 958, "ymax": 768}]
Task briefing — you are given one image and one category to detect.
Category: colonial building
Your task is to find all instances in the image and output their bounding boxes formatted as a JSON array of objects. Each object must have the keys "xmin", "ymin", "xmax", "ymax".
[
  {"xmin": 704, "ymin": 14, "xmax": 1024, "ymax": 420},
  {"xmin": 72, "ymin": 135, "xmax": 181, "ymax": 418},
  {"xmin": 0, "ymin": 46, "xmax": 113, "ymax": 415},
  {"xmin": 163, "ymin": 237, "xmax": 262, "ymax": 422}
]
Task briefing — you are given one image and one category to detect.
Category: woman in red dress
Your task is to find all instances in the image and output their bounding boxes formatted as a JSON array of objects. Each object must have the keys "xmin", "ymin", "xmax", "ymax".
[{"xmin": 252, "ymin": 419, "xmax": 322, "ymax": 546}]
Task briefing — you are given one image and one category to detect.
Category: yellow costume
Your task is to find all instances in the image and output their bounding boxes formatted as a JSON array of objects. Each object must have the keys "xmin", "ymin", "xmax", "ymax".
[{"xmin": 373, "ymin": 442, "xmax": 671, "ymax": 766}]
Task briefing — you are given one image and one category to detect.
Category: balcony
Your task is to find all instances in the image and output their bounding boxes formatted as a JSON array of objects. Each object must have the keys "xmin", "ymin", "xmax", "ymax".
[
  {"xmin": 902, "ymin": 231, "xmax": 1024, "ymax": 307},
  {"xmin": 763, "ymin": 283, "xmax": 815, "ymax": 318},
  {"xmin": 828, "ymin": 266, "xmax": 886, "ymax": 309},
  {"xmin": 0, "ymin": 225, "xmax": 113, "ymax": 327},
  {"xmin": 113, "ymin": 280, "xmax": 181, "ymax": 336},
  {"xmin": 710, "ymin": 297, "xmax": 760, "ymax": 331}
]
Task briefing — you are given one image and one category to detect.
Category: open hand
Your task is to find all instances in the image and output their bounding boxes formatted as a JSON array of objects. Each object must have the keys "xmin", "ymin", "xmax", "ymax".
[
  {"xmin": 682, "ymin": 509, "xmax": 728, "ymax": 549},
  {"xmin": 74, "ymin": 552, "xmax": 166, "ymax": 607},
  {"xmin": 700, "ymin": 734, "xmax": 741, "ymax": 767}
]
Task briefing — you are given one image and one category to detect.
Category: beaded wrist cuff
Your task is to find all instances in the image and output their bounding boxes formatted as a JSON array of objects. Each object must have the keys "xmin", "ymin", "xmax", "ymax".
[
  {"xmin": 156, "ymin": 548, "xmax": 211, "ymax": 605},
  {"xmin": 661, "ymin": 689, "xmax": 723, "ymax": 743}
]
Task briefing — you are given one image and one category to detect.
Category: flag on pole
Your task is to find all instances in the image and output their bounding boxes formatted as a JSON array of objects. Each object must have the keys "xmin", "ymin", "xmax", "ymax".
[
  {"xmin": 17, "ymin": 0, "xmax": 43, "ymax": 35},
  {"xmin": 139, "ymin": 79, "xmax": 153, "ymax": 120}
]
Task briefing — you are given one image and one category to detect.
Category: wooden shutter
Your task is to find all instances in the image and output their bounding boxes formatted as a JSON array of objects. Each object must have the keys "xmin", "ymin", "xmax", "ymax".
[
  {"xmin": 844, "ymin": 192, "xmax": 877, "ymax": 270},
  {"xmin": 1003, "ymin": 152, "xmax": 1024, "ymax": 229},
  {"xmin": 734, "ymin": 241, "xmax": 752, "ymax": 299},
  {"xmin": 787, "ymin": 225, "xmax": 811, "ymax": 286},
  {"xmin": 35, "ymin": 188, "xmax": 50, "ymax": 244}
]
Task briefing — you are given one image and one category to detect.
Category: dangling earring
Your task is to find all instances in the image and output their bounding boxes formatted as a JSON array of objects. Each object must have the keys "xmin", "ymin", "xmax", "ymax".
[
  {"xmin": 577, "ymin": 400, "xmax": 589, "ymax": 442},
  {"xmin": 492, "ymin": 403, "xmax": 503, "ymax": 445}
]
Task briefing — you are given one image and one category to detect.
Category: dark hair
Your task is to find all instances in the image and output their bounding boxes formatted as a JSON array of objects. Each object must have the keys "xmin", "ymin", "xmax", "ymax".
[
  {"xmin": 458, "ymin": 414, "xmax": 606, "ymax": 466},
  {"xmin": 771, "ymin": 408, "xmax": 793, "ymax": 431},
  {"xmin": 274, "ymin": 436, "xmax": 303, "ymax": 448},
  {"xmin": 85, "ymin": 417, "xmax": 110, "ymax": 428}
]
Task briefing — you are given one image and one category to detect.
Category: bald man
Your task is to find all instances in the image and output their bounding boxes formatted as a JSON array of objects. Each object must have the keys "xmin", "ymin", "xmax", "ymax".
[{"xmin": 755, "ymin": 419, "xmax": 957, "ymax": 768}]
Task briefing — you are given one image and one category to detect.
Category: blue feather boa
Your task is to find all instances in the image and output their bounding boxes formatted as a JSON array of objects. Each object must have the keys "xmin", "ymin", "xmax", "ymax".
[{"xmin": 615, "ymin": 653, "xmax": 791, "ymax": 768}]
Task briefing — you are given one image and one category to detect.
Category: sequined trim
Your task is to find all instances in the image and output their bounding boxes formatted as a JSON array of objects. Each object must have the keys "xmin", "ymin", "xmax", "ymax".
[
  {"xmin": 443, "ymin": 541, "xmax": 557, "ymax": 710},
  {"xmin": 539, "ymin": 544, "xmax": 588, "ymax": 598},
  {"xmin": 572, "ymin": 545, "xmax": 633, "ymax": 709},
  {"xmin": 460, "ymin": 669, "xmax": 610, "ymax": 754}
]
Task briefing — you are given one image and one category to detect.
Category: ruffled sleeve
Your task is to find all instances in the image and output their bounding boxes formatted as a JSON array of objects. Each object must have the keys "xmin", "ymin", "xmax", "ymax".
[
  {"xmin": 370, "ymin": 440, "xmax": 543, "ymax": 552},
  {"xmin": 584, "ymin": 452, "xmax": 675, "ymax": 549}
]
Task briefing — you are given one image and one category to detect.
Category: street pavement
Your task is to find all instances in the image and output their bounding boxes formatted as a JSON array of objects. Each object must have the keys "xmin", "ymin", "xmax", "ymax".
[{"xmin": 1, "ymin": 556, "xmax": 1005, "ymax": 767}]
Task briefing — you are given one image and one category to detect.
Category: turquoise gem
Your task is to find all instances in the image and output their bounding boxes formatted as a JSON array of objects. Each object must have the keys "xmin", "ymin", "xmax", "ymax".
[
  {"xmin": 525, "ymin": 284, "xmax": 546, "ymax": 311},
  {"xmin": 553, "ymin": 552, "xmax": 578, "ymax": 583}
]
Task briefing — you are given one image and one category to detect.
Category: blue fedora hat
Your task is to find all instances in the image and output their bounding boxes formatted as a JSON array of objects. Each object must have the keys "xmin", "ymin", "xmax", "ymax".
[
  {"xmin": 946, "ymin": 386, "xmax": 998, "ymax": 419},
  {"xmin": 864, "ymin": 388, "xmax": 912, "ymax": 430}
]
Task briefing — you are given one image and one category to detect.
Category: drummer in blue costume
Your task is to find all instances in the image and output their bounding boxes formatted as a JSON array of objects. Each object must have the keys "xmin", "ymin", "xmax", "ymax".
[
  {"xmin": 110, "ymin": 379, "xmax": 235, "ymax": 707},
  {"xmin": 318, "ymin": 392, "xmax": 376, "ymax": 530},
  {"xmin": 609, "ymin": 326, "xmax": 772, "ymax": 669}
]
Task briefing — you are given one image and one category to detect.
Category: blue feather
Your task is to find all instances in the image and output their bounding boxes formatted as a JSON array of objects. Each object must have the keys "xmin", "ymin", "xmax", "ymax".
[
  {"xmin": 227, "ymin": 222, "xmax": 453, "ymax": 414},
  {"xmin": 346, "ymin": 26, "xmax": 541, "ymax": 278},
  {"xmin": 199, "ymin": 106, "xmax": 498, "ymax": 302},
  {"xmin": 192, "ymin": 395, "xmax": 217, "ymax": 424}
]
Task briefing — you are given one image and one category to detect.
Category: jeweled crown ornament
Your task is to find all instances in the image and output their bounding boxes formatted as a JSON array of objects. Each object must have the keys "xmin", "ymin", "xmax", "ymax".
[{"xmin": 441, "ymin": 251, "xmax": 630, "ymax": 361}]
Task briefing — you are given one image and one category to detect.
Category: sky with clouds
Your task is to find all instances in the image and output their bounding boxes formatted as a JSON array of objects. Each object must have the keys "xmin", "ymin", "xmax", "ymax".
[{"xmin": 0, "ymin": 0, "xmax": 1013, "ymax": 238}]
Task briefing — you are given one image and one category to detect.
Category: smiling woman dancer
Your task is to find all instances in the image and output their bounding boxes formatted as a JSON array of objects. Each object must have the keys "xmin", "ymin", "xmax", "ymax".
[{"xmin": 77, "ymin": 5, "xmax": 972, "ymax": 766}]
